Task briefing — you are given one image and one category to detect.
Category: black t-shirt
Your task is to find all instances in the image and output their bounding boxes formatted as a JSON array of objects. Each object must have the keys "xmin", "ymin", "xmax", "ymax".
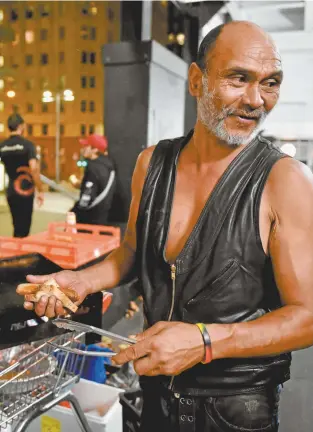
[
  {"xmin": 0, "ymin": 135, "xmax": 37, "ymax": 197},
  {"xmin": 73, "ymin": 154, "xmax": 116, "ymax": 225}
]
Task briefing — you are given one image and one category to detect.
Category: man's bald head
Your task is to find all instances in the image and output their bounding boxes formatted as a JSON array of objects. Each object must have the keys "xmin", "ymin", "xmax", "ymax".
[{"xmin": 196, "ymin": 21, "xmax": 279, "ymax": 72}]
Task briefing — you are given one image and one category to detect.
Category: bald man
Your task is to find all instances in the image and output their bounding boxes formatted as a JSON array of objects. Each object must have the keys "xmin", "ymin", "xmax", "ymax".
[{"xmin": 21, "ymin": 22, "xmax": 313, "ymax": 431}]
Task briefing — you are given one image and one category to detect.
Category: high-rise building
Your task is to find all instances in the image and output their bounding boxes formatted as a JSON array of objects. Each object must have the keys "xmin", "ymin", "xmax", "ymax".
[{"xmin": 0, "ymin": 1, "xmax": 120, "ymax": 140}]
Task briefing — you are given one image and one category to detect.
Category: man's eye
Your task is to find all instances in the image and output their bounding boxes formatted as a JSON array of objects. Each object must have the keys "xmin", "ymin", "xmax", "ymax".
[
  {"xmin": 263, "ymin": 79, "xmax": 280, "ymax": 88},
  {"xmin": 230, "ymin": 75, "xmax": 246, "ymax": 84}
]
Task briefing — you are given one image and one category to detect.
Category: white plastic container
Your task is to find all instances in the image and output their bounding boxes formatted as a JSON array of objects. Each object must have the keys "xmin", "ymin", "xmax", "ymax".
[{"xmin": 21, "ymin": 379, "xmax": 124, "ymax": 432}]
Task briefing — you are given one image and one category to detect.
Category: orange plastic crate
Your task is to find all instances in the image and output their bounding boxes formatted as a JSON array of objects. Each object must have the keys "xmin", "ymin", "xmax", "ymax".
[{"xmin": 0, "ymin": 222, "xmax": 121, "ymax": 269}]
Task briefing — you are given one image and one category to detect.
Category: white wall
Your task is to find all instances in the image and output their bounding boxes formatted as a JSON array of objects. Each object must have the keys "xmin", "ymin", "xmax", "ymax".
[
  {"xmin": 147, "ymin": 41, "xmax": 188, "ymax": 147},
  {"xmin": 263, "ymin": 31, "xmax": 313, "ymax": 139}
]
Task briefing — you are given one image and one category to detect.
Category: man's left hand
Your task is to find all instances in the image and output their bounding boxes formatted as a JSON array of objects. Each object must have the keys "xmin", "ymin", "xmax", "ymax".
[{"xmin": 112, "ymin": 321, "xmax": 205, "ymax": 376}]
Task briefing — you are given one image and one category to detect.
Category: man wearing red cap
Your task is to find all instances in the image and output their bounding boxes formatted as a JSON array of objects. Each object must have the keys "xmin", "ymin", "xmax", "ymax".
[{"xmin": 70, "ymin": 134, "xmax": 116, "ymax": 225}]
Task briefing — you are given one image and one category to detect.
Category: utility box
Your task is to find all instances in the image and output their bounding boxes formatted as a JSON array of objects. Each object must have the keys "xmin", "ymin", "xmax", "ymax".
[{"xmin": 102, "ymin": 40, "xmax": 188, "ymax": 222}]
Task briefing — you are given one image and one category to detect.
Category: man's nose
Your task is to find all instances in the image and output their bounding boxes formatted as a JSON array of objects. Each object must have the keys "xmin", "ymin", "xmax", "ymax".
[{"xmin": 242, "ymin": 84, "xmax": 264, "ymax": 110}]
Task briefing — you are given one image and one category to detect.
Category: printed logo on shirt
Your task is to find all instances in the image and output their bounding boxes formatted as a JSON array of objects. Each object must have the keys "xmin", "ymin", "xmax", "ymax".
[
  {"xmin": 14, "ymin": 166, "xmax": 34, "ymax": 196},
  {"xmin": 0, "ymin": 144, "xmax": 24, "ymax": 153}
]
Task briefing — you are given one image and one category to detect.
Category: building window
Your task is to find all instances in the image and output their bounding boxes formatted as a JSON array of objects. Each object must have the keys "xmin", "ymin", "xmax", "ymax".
[
  {"xmin": 10, "ymin": 9, "xmax": 18, "ymax": 21},
  {"xmin": 0, "ymin": 56, "xmax": 3, "ymax": 67},
  {"xmin": 12, "ymin": 33, "xmax": 20, "ymax": 46},
  {"xmin": 107, "ymin": 8, "xmax": 114, "ymax": 22},
  {"xmin": 42, "ymin": 103, "xmax": 48, "ymax": 113},
  {"xmin": 40, "ymin": 78, "xmax": 49, "ymax": 90},
  {"xmin": 60, "ymin": 124, "xmax": 64, "ymax": 135},
  {"xmin": 81, "ymin": 76, "xmax": 87, "ymax": 89},
  {"xmin": 81, "ymin": 4, "xmax": 89, "ymax": 16},
  {"xmin": 60, "ymin": 101, "xmax": 65, "ymax": 113},
  {"xmin": 0, "ymin": 123, "xmax": 4, "ymax": 133},
  {"xmin": 81, "ymin": 124, "xmax": 86, "ymax": 136},
  {"xmin": 39, "ymin": 4, "xmax": 50, "ymax": 17},
  {"xmin": 0, "ymin": 10, "xmax": 4, "ymax": 22},
  {"xmin": 27, "ymin": 124, "xmax": 33, "ymax": 136},
  {"xmin": 25, "ymin": 30, "xmax": 35, "ymax": 44},
  {"xmin": 26, "ymin": 79, "xmax": 34, "ymax": 90},
  {"xmin": 89, "ymin": 101, "xmax": 95, "ymax": 112},
  {"xmin": 41, "ymin": 53, "xmax": 49, "ymax": 65},
  {"xmin": 40, "ymin": 28, "xmax": 48, "ymax": 41},
  {"xmin": 80, "ymin": 26, "xmax": 88, "ymax": 40},
  {"xmin": 81, "ymin": 100, "xmax": 86, "ymax": 113},
  {"xmin": 0, "ymin": 101, "xmax": 4, "ymax": 112},
  {"xmin": 42, "ymin": 124, "xmax": 48, "ymax": 136},
  {"xmin": 91, "ymin": 6, "xmax": 97, "ymax": 16},
  {"xmin": 89, "ymin": 125, "xmax": 95, "ymax": 134},
  {"xmin": 25, "ymin": 55, "xmax": 33, "ymax": 66},
  {"xmin": 90, "ymin": 52, "xmax": 96, "ymax": 64},
  {"xmin": 89, "ymin": 76, "xmax": 95, "ymax": 88},
  {"xmin": 59, "ymin": 52, "xmax": 65, "ymax": 64},
  {"xmin": 59, "ymin": 26, "xmax": 65, "ymax": 40},
  {"xmin": 25, "ymin": 7, "xmax": 34, "ymax": 19},
  {"xmin": 27, "ymin": 103, "xmax": 33, "ymax": 113},
  {"xmin": 0, "ymin": 79, "xmax": 4, "ymax": 89},
  {"xmin": 81, "ymin": 52, "xmax": 87, "ymax": 64},
  {"xmin": 90, "ymin": 27, "xmax": 96, "ymax": 40},
  {"xmin": 59, "ymin": 75, "xmax": 66, "ymax": 89}
]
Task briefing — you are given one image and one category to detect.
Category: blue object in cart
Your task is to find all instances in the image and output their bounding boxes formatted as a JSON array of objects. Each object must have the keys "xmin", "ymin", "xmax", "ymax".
[{"xmin": 54, "ymin": 343, "xmax": 113, "ymax": 384}]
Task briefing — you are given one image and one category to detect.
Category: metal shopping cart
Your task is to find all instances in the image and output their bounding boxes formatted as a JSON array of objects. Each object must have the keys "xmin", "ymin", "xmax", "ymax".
[{"xmin": 0, "ymin": 319, "xmax": 136, "ymax": 432}]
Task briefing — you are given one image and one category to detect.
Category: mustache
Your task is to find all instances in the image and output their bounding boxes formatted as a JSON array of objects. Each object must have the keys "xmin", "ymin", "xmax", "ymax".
[{"xmin": 224, "ymin": 107, "xmax": 267, "ymax": 121}]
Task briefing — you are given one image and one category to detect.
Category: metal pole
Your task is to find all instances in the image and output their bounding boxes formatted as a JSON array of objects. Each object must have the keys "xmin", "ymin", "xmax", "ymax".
[{"xmin": 55, "ymin": 91, "xmax": 61, "ymax": 183}]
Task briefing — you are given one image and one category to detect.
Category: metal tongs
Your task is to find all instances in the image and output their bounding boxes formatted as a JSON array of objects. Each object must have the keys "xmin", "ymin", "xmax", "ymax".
[{"xmin": 49, "ymin": 318, "xmax": 136, "ymax": 357}]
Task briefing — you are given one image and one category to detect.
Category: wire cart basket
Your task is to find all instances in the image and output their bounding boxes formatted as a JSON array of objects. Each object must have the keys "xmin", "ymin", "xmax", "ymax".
[{"xmin": 0, "ymin": 331, "xmax": 93, "ymax": 432}]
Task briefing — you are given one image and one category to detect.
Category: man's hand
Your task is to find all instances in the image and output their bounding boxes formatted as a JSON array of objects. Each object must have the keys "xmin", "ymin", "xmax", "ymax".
[
  {"xmin": 36, "ymin": 192, "xmax": 44, "ymax": 208},
  {"xmin": 23, "ymin": 271, "xmax": 91, "ymax": 318},
  {"xmin": 113, "ymin": 321, "xmax": 205, "ymax": 376}
]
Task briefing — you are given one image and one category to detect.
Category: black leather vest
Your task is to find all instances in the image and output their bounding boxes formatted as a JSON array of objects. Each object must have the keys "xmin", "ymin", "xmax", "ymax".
[{"xmin": 136, "ymin": 130, "xmax": 291, "ymax": 396}]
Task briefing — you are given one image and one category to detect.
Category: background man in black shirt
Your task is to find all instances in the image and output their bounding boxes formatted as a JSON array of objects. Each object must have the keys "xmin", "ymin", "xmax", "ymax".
[
  {"xmin": 70, "ymin": 134, "xmax": 116, "ymax": 225},
  {"xmin": 0, "ymin": 113, "xmax": 44, "ymax": 237}
]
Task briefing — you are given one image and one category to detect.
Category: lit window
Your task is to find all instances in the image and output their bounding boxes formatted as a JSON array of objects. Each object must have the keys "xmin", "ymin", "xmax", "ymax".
[
  {"xmin": 89, "ymin": 101, "xmax": 95, "ymax": 112},
  {"xmin": 12, "ymin": 33, "xmax": 20, "ymax": 46},
  {"xmin": 81, "ymin": 124, "xmax": 86, "ymax": 136},
  {"xmin": 41, "ymin": 53, "xmax": 49, "ymax": 65},
  {"xmin": 39, "ymin": 4, "xmax": 50, "ymax": 17},
  {"xmin": 0, "ymin": 101, "xmax": 4, "ymax": 111},
  {"xmin": 0, "ymin": 123, "xmax": 4, "ymax": 133},
  {"xmin": 0, "ymin": 10, "xmax": 4, "ymax": 22},
  {"xmin": 40, "ymin": 29, "xmax": 48, "ymax": 41},
  {"xmin": 25, "ymin": 30, "xmax": 35, "ymax": 44},
  {"xmin": 41, "ymin": 78, "xmax": 49, "ymax": 90},
  {"xmin": 81, "ymin": 100, "xmax": 86, "ymax": 113},
  {"xmin": 89, "ymin": 124, "xmax": 95, "ymax": 134},
  {"xmin": 91, "ymin": 6, "xmax": 98, "ymax": 16},
  {"xmin": 42, "ymin": 124, "xmax": 48, "ymax": 136},
  {"xmin": 0, "ymin": 56, "xmax": 4, "ymax": 67},
  {"xmin": 0, "ymin": 79, "xmax": 4, "ymax": 89},
  {"xmin": 80, "ymin": 26, "xmax": 88, "ymax": 40},
  {"xmin": 59, "ymin": 75, "xmax": 66, "ymax": 89},
  {"xmin": 89, "ymin": 76, "xmax": 95, "ymax": 88},
  {"xmin": 42, "ymin": 103, "xmax": 48, "ymax": 113}
]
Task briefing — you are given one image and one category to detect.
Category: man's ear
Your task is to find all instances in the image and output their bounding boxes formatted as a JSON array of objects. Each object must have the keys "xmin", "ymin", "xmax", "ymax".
[{"xmin": 188, "ymin": 62, "xmax": 203, "ymax": 97}]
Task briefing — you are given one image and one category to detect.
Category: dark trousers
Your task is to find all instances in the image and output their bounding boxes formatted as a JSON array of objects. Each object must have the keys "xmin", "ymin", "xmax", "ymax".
[
  {"xmin": 140, "ymin": 386, "xmax": 281, "ymax": 432},
  {"xmin": 7, "ymin": 194, "xmax": 34, "ymax": 237}
]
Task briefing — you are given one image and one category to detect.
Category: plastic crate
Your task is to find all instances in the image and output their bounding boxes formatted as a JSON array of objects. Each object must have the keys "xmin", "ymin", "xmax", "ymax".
[{"xmin": 0, "ymin": 223, "xmax": 120, "ymax": 269}]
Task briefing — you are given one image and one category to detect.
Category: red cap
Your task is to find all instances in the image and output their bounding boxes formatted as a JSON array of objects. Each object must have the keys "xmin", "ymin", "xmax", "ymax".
[{"xmin": 79, "ymin": 134, "xmax": 108, "ymax": 152}]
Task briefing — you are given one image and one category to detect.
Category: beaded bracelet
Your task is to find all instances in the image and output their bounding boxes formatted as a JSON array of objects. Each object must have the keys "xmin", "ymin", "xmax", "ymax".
[{"xmin": 195, "ymin": 323, "xmax": 213, "ymax": 364}]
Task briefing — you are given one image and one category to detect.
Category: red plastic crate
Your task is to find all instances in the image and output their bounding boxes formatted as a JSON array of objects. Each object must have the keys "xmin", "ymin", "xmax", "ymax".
[{"xmin": 0, "ymin": 222, "xmax": 121, "ymax": 269}]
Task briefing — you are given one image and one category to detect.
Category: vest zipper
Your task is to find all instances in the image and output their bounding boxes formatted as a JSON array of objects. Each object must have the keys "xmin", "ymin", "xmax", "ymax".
[{"xmin": 168, "ymin": 263, "xmax": 176, "ymax": 391}]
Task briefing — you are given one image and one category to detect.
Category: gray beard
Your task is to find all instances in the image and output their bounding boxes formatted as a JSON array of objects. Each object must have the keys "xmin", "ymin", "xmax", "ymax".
[{"xmin": 197, "ymin": 77, "xmax": 267, "ymax": 148}]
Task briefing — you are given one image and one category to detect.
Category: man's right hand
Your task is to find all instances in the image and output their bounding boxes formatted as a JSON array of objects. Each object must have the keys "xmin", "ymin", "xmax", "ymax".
[{"xmin": 24, "ymin": 271, "xmax": 90, "ymax": 318}]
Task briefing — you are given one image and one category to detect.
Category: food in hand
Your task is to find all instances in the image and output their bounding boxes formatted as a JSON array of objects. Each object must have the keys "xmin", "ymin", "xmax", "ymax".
[{"xmin": 16, "ymin": 278, "xmax": 78, "ymax": 313}]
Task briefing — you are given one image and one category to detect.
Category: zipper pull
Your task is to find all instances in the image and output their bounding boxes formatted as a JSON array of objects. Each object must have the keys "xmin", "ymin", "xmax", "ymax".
[{"xmin": 171, "ymin": 264, "xmax": 176, "ymax": 281}]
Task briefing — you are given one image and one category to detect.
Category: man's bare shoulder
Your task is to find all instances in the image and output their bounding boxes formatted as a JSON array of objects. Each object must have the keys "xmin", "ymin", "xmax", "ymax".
[
  {"xmin": 136, "ymin": 145, "xmax": 156, "ymax": 173},
  {"xmin": 266, "ymin": 156, "xmax": 313, "ymax": 217}
]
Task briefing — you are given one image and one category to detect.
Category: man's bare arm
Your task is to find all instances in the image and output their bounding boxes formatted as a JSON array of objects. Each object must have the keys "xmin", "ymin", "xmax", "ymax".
[
  {"xmin": 76, "ymin": 146, "xmax": 155, "ymax": 294},
  {"xmin": 29, "ymin": 158, "xmax": 43, "ymax": 193},
  {"xmin": 207, "ymin": 158, "xmax": 313, "ymax": 360}
]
